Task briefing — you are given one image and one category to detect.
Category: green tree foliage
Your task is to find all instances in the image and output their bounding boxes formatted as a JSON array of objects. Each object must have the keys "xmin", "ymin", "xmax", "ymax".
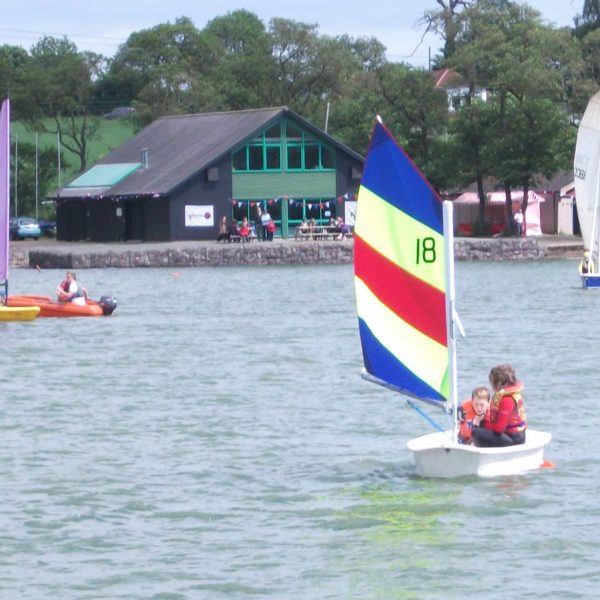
[
  {"xmin": 377, "ymin": 63, "xmax": 451, "ymax": 189},
  {"xmin": 268, "ymin": 18, "xmax": 358, "ymax": 116},
  {"xmin": 203, "ymin": 10, "xmax": 274, "ymax": 110},
  {"xmin": 18, "ymin": 37, "xmax": 102, "ymax": 173},
  {"xmin": 103, "ymin": 17, "xmax": 223, "ymax": 124},
  {"xmin": 446, "ymin": 0, "xmax": 582, "ymax": 228},
  {"xmin": 419, "ymin": 0, "xmax": 473, "ymax": 62},
  {"xmin": 11, "ymin": 141, "xmax": 58, "ymax": 218},
  {"xmin": 0, "ymin": 45, "xmax": 30, "ymax": 104},
  {"xmin": 306, "ymin": 35, "xmax": 387, "ymax": 152},
  {"xmin": 2, "ymin": 3, "xmax": 596, "ymax": 233},
  {"xmin": 575, "ymin": 0, "xmax": 600, "ymax": 38}
]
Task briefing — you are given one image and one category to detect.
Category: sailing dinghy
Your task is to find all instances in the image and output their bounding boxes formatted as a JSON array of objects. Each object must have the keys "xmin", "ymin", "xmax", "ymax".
[
  {"xmin": 354, "ymin": 118, "xmax": 551, "ymax": 478},
  {"xmin": 0, "ymin": 98, "xmax": 39, "ymax": 322},
  {"xmin": 575, "ymin": 91, "xmax": 600, "ymax": 288}
]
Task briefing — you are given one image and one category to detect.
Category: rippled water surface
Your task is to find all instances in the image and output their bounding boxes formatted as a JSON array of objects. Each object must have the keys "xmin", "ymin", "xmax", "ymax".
[{"xmin": 2, "ymin": 259, "xmax": 599, "ymax": 599}]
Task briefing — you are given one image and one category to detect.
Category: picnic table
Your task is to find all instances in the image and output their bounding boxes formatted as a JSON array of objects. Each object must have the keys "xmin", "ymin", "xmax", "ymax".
[{"xmin": 294, "ymin": 226, "xmax": 352, "ymax": 241}]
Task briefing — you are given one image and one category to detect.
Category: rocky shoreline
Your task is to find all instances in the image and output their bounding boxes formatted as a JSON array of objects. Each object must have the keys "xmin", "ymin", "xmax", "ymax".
[{"xmin": 8, "ymin": 236, "xmax": 583, "ymax": 269}]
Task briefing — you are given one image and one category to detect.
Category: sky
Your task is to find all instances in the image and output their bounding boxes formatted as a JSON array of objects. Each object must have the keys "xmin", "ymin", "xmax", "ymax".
[{"xmin": 0, "ymin": 0, "xmax": 582, "ymax": 69}]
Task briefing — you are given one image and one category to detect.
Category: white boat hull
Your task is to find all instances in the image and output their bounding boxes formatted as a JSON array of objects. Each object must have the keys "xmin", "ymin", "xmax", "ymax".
[
  {"xmin": 580, "ymin": 274, "xmax": 600, "ymax": 288},
  {"xmin": 406, "ymin": 429, "xmax": 552, "ymax": 478}
]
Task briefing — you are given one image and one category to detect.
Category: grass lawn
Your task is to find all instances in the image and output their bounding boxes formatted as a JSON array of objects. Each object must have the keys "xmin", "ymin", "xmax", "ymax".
[{"xmin": 11, "ymin": 117, "xmax": 137, "ymax": 188}]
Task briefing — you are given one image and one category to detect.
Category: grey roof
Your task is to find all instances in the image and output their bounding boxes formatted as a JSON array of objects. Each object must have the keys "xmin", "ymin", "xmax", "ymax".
[{"xmin": 53, "ymin": 107, "xmax": 363, "ymax": 199}]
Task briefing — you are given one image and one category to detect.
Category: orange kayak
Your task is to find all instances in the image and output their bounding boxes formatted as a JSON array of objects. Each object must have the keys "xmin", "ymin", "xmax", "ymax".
[{"xmin": 7, "ymin": 295, "xmax": 117, "ymax": 317}]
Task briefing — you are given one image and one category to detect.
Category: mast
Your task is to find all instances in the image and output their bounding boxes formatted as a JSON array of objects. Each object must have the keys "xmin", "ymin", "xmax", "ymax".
[
  {"xmin": 0, "ymin": 99, "xmax": 9, "ymax": 301},
  {"xmin": 443, "ymin": 201, "xmax": 459, "ymax": 442}
]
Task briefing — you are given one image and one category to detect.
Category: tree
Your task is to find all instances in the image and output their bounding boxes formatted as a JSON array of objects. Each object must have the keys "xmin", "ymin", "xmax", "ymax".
[
  {"xmin": 19, "ymin": 37, "xmax": 103, "ymax": 173},
  {"xmin": 203, "ymin": 10, "xmax": 274, "ymax": 110},
  {"xmin": 268, "ymin": 19, "xmax": 355, "ymax": 115},
  {"xmin": 575, "ymin": 0, "xmax": 600, "ymax": 38},
  {"xmin": 103, "ymin": 18, "xmax": 223, "ymax": 124},
  {"xmin": 0, "ymin": 45, "xmax": 30, "ymax": 104},
  {"xmin": 418, "ymin": 0, "xmax": 473, "ymax": 62},
  {"xmin": 448, "ymin": 98, "xmax": 497, "ymax": 229},
  {"xmin": 448, "ymin": 0, "xmax": 581, "ymax": 229},
  {"xmin": 377, "ymin": 63, "xmax": 451, "ymax": 189},
  {"xmin": 321, "ymin": 37, "xmax": 387, "ymax": 153}
]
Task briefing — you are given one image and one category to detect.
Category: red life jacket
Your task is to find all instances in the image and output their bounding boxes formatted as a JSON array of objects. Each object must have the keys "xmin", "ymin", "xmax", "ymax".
[{"xmin": 489, "ymin": 383, "xmax": 527, "ymax": 434}]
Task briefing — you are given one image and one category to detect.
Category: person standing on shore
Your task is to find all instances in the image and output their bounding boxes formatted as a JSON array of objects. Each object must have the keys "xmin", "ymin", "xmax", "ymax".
[
  {"xmin": 261, "ymin": 206, "xmax": 271, "ymax": 242},
  {"xmin": 217, "ymin": 216, "xmax": 230, "ymax": 243},
  {"xmin": 254, "ymin": 205, "xmax": 264, "ymax": 242},
  {"xmin": 514, "ymin": 208, "xmax": 524, "ymax": 238}
]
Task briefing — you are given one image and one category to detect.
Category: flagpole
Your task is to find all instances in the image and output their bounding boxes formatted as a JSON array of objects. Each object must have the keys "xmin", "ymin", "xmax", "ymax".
[
  {"xmin": 14, "ymin": 133, "xmax": 17, "ymax": 217},
  {"xmin": 57, "ymin": 131, "xmax": 61, "ymax": 188},
  {"xmin": 1, "ymin": 98, "xmax": 9, "ymax": 301},
  {"xmin": 35, "ymin": 132, "xmax": 39, "ymax": 221}
]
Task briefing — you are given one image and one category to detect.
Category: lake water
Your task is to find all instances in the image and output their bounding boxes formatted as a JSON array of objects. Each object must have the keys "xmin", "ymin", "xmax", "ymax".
[{"xmin": 2, "ymin": 259, "xmax": 599, "ymax": 599}]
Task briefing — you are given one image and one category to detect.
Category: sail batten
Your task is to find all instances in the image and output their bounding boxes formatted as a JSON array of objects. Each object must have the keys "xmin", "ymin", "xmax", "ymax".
[{"xmin": 354, "ymin": 120, "xmax": 448, "ymax": 406}]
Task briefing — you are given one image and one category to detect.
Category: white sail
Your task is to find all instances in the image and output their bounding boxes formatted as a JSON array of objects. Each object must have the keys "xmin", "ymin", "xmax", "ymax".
[{"xmin": 575, "ymin": 91, "xmax": 600, "ymax": 266}]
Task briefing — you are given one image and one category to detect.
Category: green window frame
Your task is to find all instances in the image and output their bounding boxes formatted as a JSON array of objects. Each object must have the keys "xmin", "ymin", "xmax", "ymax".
[
  {"xmin": 232, "ymin": 122, "xmax": 283, "ymax": 173},
  {"xmin": 283, "ymin": 121, "xmax": 335, "ymax": 172},
  {"xmin": 231, "ymin": 119, "xmax": 335, "ymax": 172}
]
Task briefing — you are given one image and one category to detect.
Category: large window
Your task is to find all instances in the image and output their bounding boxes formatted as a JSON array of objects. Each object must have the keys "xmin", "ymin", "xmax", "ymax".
[
  {"xmin": 231, "ymin": 200, "xmax": 282, "ymax": 232},
  {"xmin": 284, "ymin": 121, "xmax": 335, "ymax": 171},
  {"xmin": 232, "ymin": 119, "xmax": 335, "ymax": 172},
  {"xmin": 287, "ymin": 198, "xmax": 337, "ymax": 227}
]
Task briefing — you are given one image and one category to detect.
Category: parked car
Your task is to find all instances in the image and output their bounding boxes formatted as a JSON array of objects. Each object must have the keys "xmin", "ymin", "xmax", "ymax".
[
  {"xmin": 104, "ymin": 106, "xmax": 135, "ymax": 119},
  {"xmin": 38, "ymin": 219, "xmax": 57, "ymax": 237},
  {"xmin": 9, "ymin": 217, "xmax": 42, "ymax": 241}
]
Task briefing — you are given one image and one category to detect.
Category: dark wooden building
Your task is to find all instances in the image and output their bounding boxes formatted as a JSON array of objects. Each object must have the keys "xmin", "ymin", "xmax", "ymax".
[{"xmin": 51, "ymin": 107, "xmax": 364, "ymax": 242}]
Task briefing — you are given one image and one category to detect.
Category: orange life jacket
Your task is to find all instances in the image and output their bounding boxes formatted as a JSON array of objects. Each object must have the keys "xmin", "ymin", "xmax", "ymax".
[
  {"xmin": 458, "ymin": 400, "xmax": 487, "ymax": 444},
  {"xmin": 489, "ymin": 383, "xmax": 527, "ymax": 434}
]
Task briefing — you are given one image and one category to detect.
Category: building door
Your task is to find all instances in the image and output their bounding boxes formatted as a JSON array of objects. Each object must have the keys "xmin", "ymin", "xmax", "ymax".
[{"xmin": 125, "ymin": 201, "xmax": 143, "ymax": 241}]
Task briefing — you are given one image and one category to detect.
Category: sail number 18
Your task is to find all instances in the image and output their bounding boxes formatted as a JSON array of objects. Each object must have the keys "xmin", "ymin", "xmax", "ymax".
[{"xmin": 416, "ymin": 237, "xmax": 436, "ymax": 264}]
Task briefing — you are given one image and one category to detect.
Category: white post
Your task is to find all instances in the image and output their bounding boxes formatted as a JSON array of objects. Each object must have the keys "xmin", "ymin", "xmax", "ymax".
[
  {"xmin": 13, "ymin": 133, "xmax": 17, "ymax": 217},
  {"xmin": 57, "ymin": 131, "xmax": 61, "ymax": 188},
  {"xmin": 443, "ymin": 201, "xmax": 459, "ymax": 442},
  {"xmin": 35, "ymin": 132, "xmax": 38, "ymax": 221}
]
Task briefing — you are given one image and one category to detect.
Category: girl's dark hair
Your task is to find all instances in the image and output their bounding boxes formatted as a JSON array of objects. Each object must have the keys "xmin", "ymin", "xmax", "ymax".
[{"xmin": 489, "ymin": 364, "xmax": 517, "ymax": 389}]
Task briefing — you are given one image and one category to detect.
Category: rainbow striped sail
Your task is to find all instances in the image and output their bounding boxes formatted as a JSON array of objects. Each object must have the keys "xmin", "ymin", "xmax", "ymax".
[{"xmin": 354, "ymin": 119, "xmax": 449, "ymax": 406}]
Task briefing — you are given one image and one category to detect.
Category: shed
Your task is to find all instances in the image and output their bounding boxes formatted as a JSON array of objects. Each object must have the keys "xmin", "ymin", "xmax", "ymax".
[
  {"xmin": 50, "ymin": 107, "xmax": 364, "ymax": 242},
  {"xmin": 453, "ymin": 191, "xmax": 545, "ymax": 236}
]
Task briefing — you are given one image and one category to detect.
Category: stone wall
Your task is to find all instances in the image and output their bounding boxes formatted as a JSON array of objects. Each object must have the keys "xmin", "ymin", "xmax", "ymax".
[
  {"xmin": 23, "ymin": 241, "xmax": 355, "ymax": 268},
  {"xmin": 9, "ymin": 237, "xmax": 580, "ymax": 269},
  {"xmin": 455, "ymin": 238, "xmax": 542, "ymax": 260}
]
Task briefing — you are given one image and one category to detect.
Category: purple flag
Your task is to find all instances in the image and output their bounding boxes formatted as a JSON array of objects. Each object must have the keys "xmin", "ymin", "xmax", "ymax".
[{"xmin": 0, "ymin": 98, "xmax": 9, "ymax": 281}]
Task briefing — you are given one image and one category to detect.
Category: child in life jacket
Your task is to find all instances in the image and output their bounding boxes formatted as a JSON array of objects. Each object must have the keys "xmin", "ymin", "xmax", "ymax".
[{"xmin": 458, "ymin": 386, "xmax": 490, "ymax": 444}]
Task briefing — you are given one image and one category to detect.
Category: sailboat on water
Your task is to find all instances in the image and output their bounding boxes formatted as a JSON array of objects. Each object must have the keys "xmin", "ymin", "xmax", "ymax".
[
  {"xmin": 574, "ymin": 91, "xmax": 600, "ymax": 288},
  {"xmin": 0, "ymin": 98, "xmax": 39, "ymax": 321},
  {"xmin": 353, "ymin": 117, "xmax": 551, "ymax": 478}
]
